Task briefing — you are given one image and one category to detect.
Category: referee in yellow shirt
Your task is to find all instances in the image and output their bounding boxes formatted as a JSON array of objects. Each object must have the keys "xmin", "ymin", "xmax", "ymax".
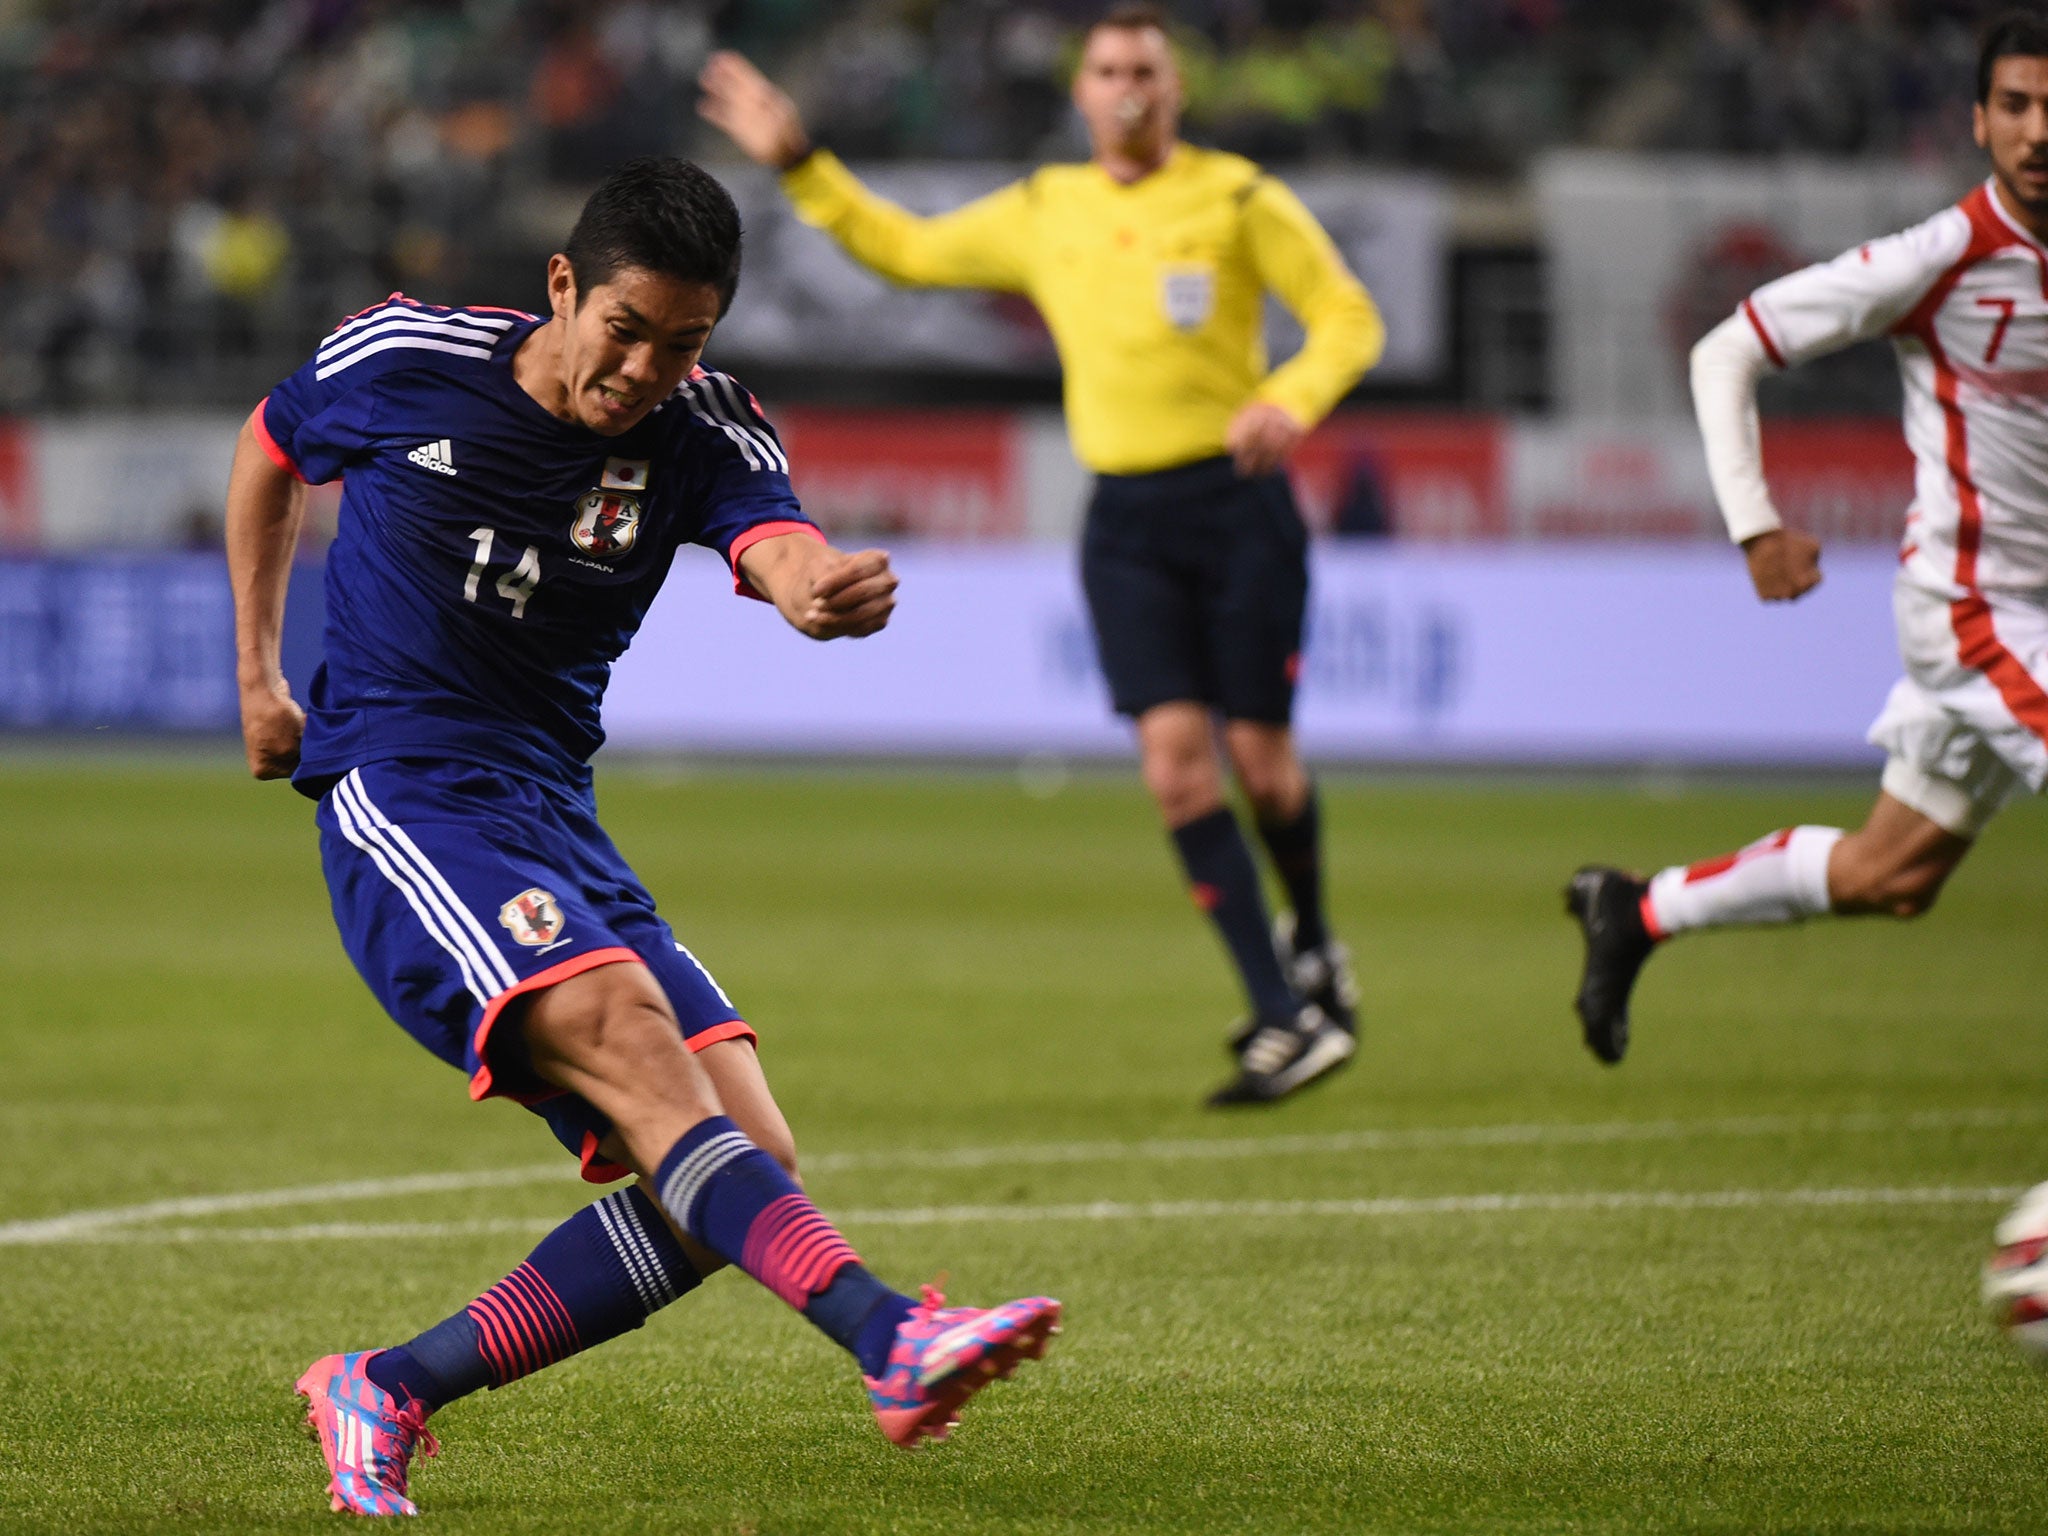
[{"xmin": 700, "ymin": 3, "xmax": 1385, "ymax": 1106}]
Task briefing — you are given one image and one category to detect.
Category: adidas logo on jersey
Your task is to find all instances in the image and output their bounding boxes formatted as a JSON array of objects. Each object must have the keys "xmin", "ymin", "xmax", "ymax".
[{"xmin": 407, "ymin": 439, "xmax": 457, "ymax": 476}]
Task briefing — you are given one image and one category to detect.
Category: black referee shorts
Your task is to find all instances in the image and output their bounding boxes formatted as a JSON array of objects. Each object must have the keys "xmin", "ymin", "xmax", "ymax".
[{"xmin": 1080, "ymin": 454, "xmax": 1308, "ymax": 725}]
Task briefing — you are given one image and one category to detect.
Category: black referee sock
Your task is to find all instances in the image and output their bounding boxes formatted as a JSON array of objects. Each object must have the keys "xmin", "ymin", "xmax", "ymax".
[
  {"xmin": 1170, "ymin": 806, "xmax": 1296, "ymax": 1018},
  {"xmin": 1257, "ymin": 786, "xmax": 1329, "ymax": 954}
]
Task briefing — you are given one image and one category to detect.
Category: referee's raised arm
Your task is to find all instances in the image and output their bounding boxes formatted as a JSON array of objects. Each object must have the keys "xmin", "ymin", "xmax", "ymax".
[
  {"xmin": 698, "ymin": 52, "xmax": 1032, "ymax": 292},
  {"xmin": 696, "ymin": 51, "xmax": 812, "ymax": 172}
]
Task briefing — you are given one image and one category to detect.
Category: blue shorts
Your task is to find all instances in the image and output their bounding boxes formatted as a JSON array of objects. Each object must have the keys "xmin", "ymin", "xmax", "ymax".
[
  {"xmin": 1080, "ymin": 456, "xmax": 1308, "ymax": 724},
  {"xmin": 315, "ymin": 758, "xmax": 754, "ymax": 1183}
]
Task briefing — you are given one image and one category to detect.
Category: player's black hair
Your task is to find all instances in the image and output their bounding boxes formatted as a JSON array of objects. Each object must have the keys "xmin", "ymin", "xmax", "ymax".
[
  {"xmin": 1978, "ymin": 8, "xmax": 2048, "ymax": 102},
  {"xmin": 563, "ymin": 156, "xmax": 743, "ymax": 315},
  {"xmin": 1086, "ymin": 1, "xmax": 1172, "ymax": 39}
]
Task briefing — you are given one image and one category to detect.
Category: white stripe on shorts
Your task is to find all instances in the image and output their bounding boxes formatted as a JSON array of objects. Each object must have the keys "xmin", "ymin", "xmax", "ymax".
[
  {"xmin": 330, "ymin": 777, "xmax": 493, "ymax": 1008},
  {"xmin": 332, "ymin": 772, "xmax": 509, "ymax": 1000},
  {"xmin": 339, "ymin": 771, "xmax": 519, "ymax": 993},
  {"xmin": 672, "ymin": 941, "xmax": 736, "ymax": 1013}
]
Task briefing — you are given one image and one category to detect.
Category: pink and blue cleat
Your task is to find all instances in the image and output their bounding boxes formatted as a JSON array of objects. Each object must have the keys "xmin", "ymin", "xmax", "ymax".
[
  {"xmin": 865, "ymin": 1285, "xmax": 1062, "ymax": 1447},
  {"xmin": 295, "ymin": 1351, "xmax": 440, "ymax": 1516}
]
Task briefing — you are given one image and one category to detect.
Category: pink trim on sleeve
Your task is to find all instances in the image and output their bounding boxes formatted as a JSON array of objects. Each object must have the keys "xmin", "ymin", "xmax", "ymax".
[
  {"xmin": 250, "ymin": 399, "xmax": 307, "ymax": 483},
  {"xmin": 727, "ymin": 519, "xmax": 827, "ymax": 601},
  {"xmin": 1741, "ymin": 298, "xmax": 1787, "ymax": 369}
]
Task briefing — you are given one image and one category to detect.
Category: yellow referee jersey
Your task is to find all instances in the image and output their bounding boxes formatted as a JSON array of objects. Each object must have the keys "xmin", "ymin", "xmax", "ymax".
[{"xmin": 779, "ymin": 143, "xmax": 1385, "ymax": 476}]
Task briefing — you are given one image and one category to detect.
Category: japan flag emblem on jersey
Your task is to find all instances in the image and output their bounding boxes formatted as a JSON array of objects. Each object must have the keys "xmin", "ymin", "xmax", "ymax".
[
  {"xmin": 499, "ymin": 888, "xmax": 565, "ymax": 947},
  {"xmin": 600, "ymin": 457, "xmax": 649, "ymax": 491},
  {"xmin": 571, "ymin": 489, "xmax": 643, "ymax": 558}
]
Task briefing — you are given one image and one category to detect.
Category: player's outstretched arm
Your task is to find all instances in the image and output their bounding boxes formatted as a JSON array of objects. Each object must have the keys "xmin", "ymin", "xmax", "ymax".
[
  {"xmin": 699, "ymin": 52, "xmax": 1029, "ymax": 292},
  {"xmin": 225, "ymin": 412, "xmax": 307, "ymax": 778},
  {"xmin": 697, "ymin": 51, "xmax": 813, "ymax": 170},
  {"xmin": 740, "ymin": 533, "xmax": 897, "ymax": 640}
]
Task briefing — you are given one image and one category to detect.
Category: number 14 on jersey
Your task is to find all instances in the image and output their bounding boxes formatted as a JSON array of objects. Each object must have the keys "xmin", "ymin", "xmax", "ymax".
[{"xmin": 464, "ymin": 526, "xmax": 540, "ymax": 618}]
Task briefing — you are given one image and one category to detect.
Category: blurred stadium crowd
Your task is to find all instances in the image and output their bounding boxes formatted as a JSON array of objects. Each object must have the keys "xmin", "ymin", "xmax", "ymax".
[{"xmin": 0, "ymin": 0, "xmax": 1993, "ymax": 409}]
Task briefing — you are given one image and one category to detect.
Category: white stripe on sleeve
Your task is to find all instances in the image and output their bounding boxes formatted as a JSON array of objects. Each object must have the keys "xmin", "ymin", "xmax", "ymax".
[{"xmin": 314, "ymin": 335, "xmax": 497, "ymax": 382}]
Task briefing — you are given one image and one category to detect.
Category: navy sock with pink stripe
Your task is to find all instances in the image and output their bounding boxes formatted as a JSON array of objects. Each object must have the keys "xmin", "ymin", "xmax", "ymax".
[
  {"xmin": 654, "ymin": 1116, "xmax": 912, "ymax": 1376},
  {"xmin": 366, "ymin": 1184, "xmax": 699, "ymax": 1412}
]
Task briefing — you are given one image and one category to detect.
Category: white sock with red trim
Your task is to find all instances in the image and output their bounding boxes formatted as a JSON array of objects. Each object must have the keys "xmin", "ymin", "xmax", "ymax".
[{"xmin": 1642, "ymin": 826, "xmax": 1842, "ymax": 938}]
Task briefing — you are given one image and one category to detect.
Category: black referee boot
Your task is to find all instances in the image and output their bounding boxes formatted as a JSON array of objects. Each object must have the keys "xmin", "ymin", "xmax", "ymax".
[
  {"xmin": 1564, "ymin": 866, "xmax": 1657, "ymax": 1065},
  {"xmin": 1226, "ymin": 914, "xmax": 1360, "ymax": 1055},
  {"xmin": 1208, "ymin": 1003, "xmax": 1355, "ymax": 1106}
]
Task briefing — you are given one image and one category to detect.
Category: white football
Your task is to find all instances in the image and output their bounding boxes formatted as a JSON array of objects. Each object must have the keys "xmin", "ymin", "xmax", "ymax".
[{"xmin": 1984, "ymin": 1181, "xmax": 2048, "ymax": 1364}]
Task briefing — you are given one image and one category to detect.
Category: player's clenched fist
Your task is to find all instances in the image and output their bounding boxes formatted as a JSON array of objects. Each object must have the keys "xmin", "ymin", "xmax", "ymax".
[
  {"xmin": 1741, "ymin": 528, "xmax": 1823, "ymax": 603},
  {"xmin": 799, "ymin": 548, "xmax": 896, "ymax": 639},
  {"xmin": 239, "ymin": 678, "xmax": 305, "ymax": 779},
  {"xmin": 737, "ymin": 529, "xmax": 896, "ymax": 640}
]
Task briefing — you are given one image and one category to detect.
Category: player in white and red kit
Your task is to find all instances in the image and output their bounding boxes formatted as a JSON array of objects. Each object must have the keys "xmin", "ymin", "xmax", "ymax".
[{"xmin": 1567, "ymin": 10, "xmax": 2048, "ymax": 1065}]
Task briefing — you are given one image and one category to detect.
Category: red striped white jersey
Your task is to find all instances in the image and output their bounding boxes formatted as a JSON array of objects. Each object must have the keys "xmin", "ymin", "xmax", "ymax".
[{"xmin": 1743, "ymin": 180, "xmax": 2048, "ymax": 596}]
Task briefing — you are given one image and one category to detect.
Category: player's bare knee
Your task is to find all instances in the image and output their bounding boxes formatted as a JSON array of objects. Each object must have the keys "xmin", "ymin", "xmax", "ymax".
[
  {"xmin": 1831, "ymin": 860, "xmax": 1943, "ymax": 918},
  {"xmin": 1222, "ymin": 735, "xmax": 1304, "ymax": 821},
  {"xmin": 1884, "ymin": 868, "xmax": 1946, "ymax": 918},
  {"xmin": 1141, "ymin": 753, "xmax": 1218, "ymax": 823},
  {"xmin": 1235, "ymin": 763, "xmax": 1299, "ymax": 822}
]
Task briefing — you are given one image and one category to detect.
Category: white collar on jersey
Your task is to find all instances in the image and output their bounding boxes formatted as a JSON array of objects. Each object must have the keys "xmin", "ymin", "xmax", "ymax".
[{"xmin": 1981, "ymin": 176, "xmax": 2048, "ymax": 252}]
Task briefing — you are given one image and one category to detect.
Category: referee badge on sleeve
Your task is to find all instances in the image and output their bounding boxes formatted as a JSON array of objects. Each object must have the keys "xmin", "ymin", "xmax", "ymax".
[{"xmin": 1161, "ymin": 265, "xmax": 1215, "ymax": 331}]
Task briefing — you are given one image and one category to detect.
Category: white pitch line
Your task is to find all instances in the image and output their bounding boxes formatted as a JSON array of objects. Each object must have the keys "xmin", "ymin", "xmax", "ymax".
[
  {"xmin": 1, "ymin": 1105, "xmax": 2038, "ymax": 1247},
  {"xmin": 0, "ymin": 1165, "xmax": 573, "ymax": 1246},
  {"xmin": 806, "ymin": 1105, "xmax": 2045, "ymax": 1172},
  {"xmin": 16, "ymin": 1185, "xmax": 2023, "ymax": 1245}
]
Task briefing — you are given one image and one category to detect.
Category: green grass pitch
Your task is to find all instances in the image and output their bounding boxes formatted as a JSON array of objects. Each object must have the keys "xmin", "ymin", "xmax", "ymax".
[{"xmin": 2, "ymin": 758, "xmax": 2046, "ymax": 1534}]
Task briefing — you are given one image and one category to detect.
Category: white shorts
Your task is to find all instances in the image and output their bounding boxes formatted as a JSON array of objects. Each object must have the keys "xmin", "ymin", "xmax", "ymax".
[{"xmin": 1866, "ymin": 577, "xmax": 2048, "ymax": 837}]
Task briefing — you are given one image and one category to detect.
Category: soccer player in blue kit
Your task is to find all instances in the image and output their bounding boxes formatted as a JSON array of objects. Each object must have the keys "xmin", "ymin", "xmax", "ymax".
[{"xmin": 225, "ymin": 157, "xmax": 1060, "ymax": 1517}]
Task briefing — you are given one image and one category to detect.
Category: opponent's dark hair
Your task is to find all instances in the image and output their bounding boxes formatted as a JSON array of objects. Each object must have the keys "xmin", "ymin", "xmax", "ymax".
[
  {"xmin": 1978, "ymin": 8, "xmax": 2048, "ymax": 102},
  {"xmin": 563, "ymin": 157, "xmax": 743, "ymax": 315},
  {"xmin": 1086, "ymin": 2, "xmax": 1172, "ymax": 40}
]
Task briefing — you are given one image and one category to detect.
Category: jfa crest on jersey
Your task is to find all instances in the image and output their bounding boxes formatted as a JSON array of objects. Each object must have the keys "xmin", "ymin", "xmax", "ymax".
[{"xmin": 572, "ymin": 492, "xmax": 643, "ymax": 558}]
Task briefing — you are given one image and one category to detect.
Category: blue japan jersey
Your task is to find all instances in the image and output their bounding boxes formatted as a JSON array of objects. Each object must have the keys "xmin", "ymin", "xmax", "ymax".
[{"xmin": 256, "ymin": 295, "xmax": 820, "ymax": 795}]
